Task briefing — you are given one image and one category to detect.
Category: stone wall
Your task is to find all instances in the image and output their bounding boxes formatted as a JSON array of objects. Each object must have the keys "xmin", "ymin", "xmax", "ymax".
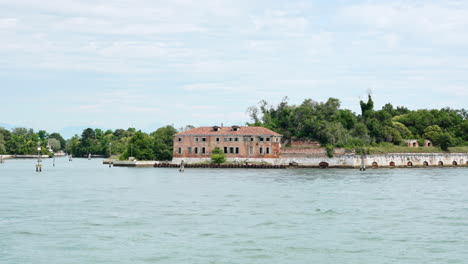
[{"xmin": 173, "ymin": 153, "xmax": 468, "ymax": 168}]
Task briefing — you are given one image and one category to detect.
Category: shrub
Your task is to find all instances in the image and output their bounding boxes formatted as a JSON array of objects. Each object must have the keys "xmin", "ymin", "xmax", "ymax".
[{"xmin": 211, "ymin": 147, "xmax": 226, "ymax": 164}]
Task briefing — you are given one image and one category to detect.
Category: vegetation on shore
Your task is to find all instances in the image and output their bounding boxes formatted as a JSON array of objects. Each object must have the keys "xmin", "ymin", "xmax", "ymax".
[
  {"xmin": 247, "ymin": 95, "xmax": 467, "ymax": 153},
  {"xmin": 1, "ymin": 95, "xmax": 467, "ymax": 160}
]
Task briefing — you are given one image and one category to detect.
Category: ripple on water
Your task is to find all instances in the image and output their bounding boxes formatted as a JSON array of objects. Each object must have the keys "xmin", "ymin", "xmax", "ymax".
[{"xmin": 12, "ymin": 231, "xmax": 45, "ymax": 237}]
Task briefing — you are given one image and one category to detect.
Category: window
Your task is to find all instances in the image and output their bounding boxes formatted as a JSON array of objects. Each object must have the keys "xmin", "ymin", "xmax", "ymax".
[
  {"xmin": 188, "ymin": 147, "xmax": 192, "ymax": 154},
  {"xmin": 235, "ymin": 147, "xmax": 239, "ymax": 154},
  {"xmin": 195, "ymin": 147, "xmax": 198, "ymax": 154},
  {"xmin": 224, "ymin": 147, "xmax": 228, "ymax": 153},
  {"xmin": 202, "ymin": 147, "xmax": 206, "ymax": 154},
  {"xmin": 266, "ymin": 147, "xmax": 270, "ymax": 154},
  {"xmin": 178, "ymin": 147, "xmax": 182, "ymax": 154},
  {"xmin": 250, "ymin": 138, "xmax": 254, "ymax": 142},
  {"xmin": 216, "ymin": 138, "xmax": 220, "ymax": 142},
  {"xmin": 259, "ymin": 137, "xmax": 264, "ymax": 142},
  {"xmin": 275, "ymin": 137, "xmax": 279, "ymax": 142},
  {"xmin": 234, "ymin": 137, "xmax": 239, "ymax": 142},
  {"xmin": 229, "ymin": 138, "xmax": 233, "ymax": 142},
  {"xmin": 249, "ymin": 146, "xmax": 254, "ymax": 155},
  {"xmin": 195, "ymin": 137, "xmax": 199, "ymax": 142},
  {"xmin": 274, "ymin": 151, "xmax": 277, "ymax": 156},
  {"xmin": 259, "ymin": 147, "xmax": 263, "ymax": 154},
  {"xmin": 178, "ymin": 138, "xmax": 182, "ymax": 142},
  {"xmin": 266, "ymin": 137, "xmax": 270, "ymax": 142},
  {"xmin": 224, "ymin": 138, "xmax": 228, "ymax": 142},
  {"xmin": 229, "ymin": 147, "xmax": 234, "ymax": 154},
  {"xmin": 202, "ymin": 138, "xmax": 206, "ymax": 142}
]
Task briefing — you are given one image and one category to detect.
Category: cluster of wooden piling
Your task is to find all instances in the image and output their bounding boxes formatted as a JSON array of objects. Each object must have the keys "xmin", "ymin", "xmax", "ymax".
[{"xmin": 154, "ymin": 163, "xmax": 287, "ymax": 169}]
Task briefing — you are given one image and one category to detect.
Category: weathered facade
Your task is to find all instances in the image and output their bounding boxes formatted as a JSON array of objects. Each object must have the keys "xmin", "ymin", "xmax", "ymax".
[{"xmin": 173, "ymin": 126, "xmax": 282, "ymax": 160}]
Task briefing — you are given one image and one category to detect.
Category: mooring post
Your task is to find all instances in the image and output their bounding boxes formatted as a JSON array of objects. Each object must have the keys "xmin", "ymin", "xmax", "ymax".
[
  {"xmin": 53, "ymin": 156, "xmax": 55, "ymax": 167},
  {"xmin": 179, "ymin": 160, "xmax": 185, "ymax": 172},
  {"xmin": 0, "ymin": 155, "xmax": 3, "ymax": 164},
  {"xmin": 109, "ymin": 142, "xmax": 112, "ymax": 168},
  {"xmin": 69, "ymin": 154, "xmax": 72, "ymax": 161},
  {"xmin": 36, "ymin": 142, "xmax": 42, "ymax": 172},
  {"xmin": 360, "ymin": 155, "xmax": 366, "ymax": 171}
]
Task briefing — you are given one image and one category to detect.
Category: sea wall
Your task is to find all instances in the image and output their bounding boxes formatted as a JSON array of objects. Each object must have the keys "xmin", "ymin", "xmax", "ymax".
[{"xmin": 172, "ymin": 153, "xmax": 468, "ymax": 168}]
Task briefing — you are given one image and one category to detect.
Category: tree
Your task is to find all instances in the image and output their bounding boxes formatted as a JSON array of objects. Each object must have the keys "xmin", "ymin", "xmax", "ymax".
[
  {"xmin": 49, "ymin": 133, "xmax": 66, "ymax": 150},
  {"xmin": 48, "ymin": 138, "xmax": 61, "ymax": 152},
  {"xmin": 423, "ymin": 125, "xmax": 443, "ymax": 142},
  {"xmin": 151, "ymin": 125, "xmax": 178, "ymax": 160},
  {"xmin": 121, "ymin": 131, "xmax": 154, "ymax": 160},
  {"xmin": 0, "ymin": 133, "xmax": 6, "ymax": 154},
  {"xmin": 360, "ymin": 95, "xmax": 374, "ymax": 119},
  {"xmin": 434, "ymin": 133, "xmax": 454, "ymax": 151},
  {"xmin": 211, "ymin": 147, "xmax": 226, "ymax": 164}
]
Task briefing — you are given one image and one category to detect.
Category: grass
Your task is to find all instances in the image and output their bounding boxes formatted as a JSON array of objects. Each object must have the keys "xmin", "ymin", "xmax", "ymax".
[{"xmin": 448, "ymin": 146, "xmax": 468, "ymax": 153}]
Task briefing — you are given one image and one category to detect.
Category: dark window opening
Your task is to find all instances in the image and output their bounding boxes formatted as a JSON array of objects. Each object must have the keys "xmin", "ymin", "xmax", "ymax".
[
  {"xmin": 235, "ymin": 147, "xmax": 239, "ymax": 154},
  {"xmin": 178, "ymin": 138, "xmax": 182, "ymax": 142},
  {"xmin": 234, "ymin": 138, "xmax": 239, "ymax": 142},
  {"xmin": 216, "ymin": 138, "xmax": 220, "ymax": 142},
  {"xmin": 202, "ymin": 147, "xmax": 206, "ymax": 154},
  {"xmin": 266, "ymin": 137, "xmax": 270, "ymax": 142},
  {"xmin": 195, "ymin": 147, "xmax": 198, "ymax": 154},
  {"xmin": 202, "ymin": 138, "xmax": 206, "ymax": 142},
  {"xmin": 223, "ymin": 147, "xmax": 227, "ymax": 153},
  {"xmin": 259, "ymin": 147, "xmax": 263, "ymax": 154},
  {"xmin": 266, "ymin": 147, "xmax": 270, "ymax": 154},
  {"xmin": 229, "ymin": 147, "xmax": 234, "ymax": 154}
]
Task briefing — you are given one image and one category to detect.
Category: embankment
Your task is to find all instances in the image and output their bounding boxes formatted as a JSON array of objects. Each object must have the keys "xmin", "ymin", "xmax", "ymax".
[{"xmin": 108, "ymin": 153, "xmax": 468, "ymax": 168}]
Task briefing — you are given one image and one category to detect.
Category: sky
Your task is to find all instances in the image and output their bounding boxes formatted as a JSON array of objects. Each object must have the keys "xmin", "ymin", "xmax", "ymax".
[{"xmin": 1, "ymin": 0, "xmax": 467, "ymax": 138}]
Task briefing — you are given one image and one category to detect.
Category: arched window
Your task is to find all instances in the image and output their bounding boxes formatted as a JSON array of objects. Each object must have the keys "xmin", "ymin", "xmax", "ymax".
[
  {"xmin": 423, "ymin": 161, "xmax": 429, "ymax": 167},
  {"xmin": 438, "ymin": 161, "xmax": 444, "ymax": 167},
  {"xmin": 407, "ymin": 161, "xmax": 413, "ymax": 167}
]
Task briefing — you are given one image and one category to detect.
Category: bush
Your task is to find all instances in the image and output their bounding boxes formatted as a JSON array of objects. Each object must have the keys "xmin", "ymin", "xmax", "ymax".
[
  {"xmin": 211, "ymin": 147, "xmax": 226, "ymax": 164},
  {"xmin": 326, "ymin": 144, "xmax": 334, "ymax": 158}
]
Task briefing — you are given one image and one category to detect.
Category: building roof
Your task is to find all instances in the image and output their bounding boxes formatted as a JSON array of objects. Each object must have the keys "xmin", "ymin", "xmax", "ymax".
[{"xmin": 175, "ymin": 126, "xmax": 282, "ymax": 136}]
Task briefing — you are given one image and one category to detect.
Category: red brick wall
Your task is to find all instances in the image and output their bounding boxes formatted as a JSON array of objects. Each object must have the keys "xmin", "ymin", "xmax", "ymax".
[{"xmin": 290, "ymin": 140, "xmax": 321, "ymax": 147}]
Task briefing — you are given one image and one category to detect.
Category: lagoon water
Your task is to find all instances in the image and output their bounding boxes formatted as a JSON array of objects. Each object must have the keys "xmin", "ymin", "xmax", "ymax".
[{"xmin": 1, "ymin": 158, "xmax": 467, "ymax": 264}]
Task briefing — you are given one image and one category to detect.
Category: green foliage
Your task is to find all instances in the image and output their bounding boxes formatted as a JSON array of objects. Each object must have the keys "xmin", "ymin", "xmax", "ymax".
[
  {"xmin": 211, "ymin": 147, "xmax": 226, "ymax": 164},
  {"xmin": 120, "ymin": 131, "xmax": 154, "ymax": 160},
  {"xmin": 49, "ymin": 133, "xmax": 66, "ymax": 150},
  {"xmin": 151, "ymin": 125, "xmax": 178, "ymax": 160},
  {"xmin": 0, "ymin": 133, "xmax": 6, "ymax": 154},
  {"xmin": 360, "ymin": 95, "xmax": 374, "ymax": 119},
  {"xmin": 247, "ymin": 95, "xmax": 467, "ymax": 151},
  {"xmin": 434, "ymin": 132, "xmax": 454, "ymax": 151},
  {"xmin": 326, "ymin": 144, "xmax": 334, "ymax": 158},
  {"xmin": 48, "ymin": 138, "xmax": 61, "ymax": 151}
]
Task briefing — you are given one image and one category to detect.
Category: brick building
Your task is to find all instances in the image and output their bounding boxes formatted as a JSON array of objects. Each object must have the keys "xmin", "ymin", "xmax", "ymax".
[{"xmin": 173, "ymin": 126, "xmax": 282, "ymax": 159}]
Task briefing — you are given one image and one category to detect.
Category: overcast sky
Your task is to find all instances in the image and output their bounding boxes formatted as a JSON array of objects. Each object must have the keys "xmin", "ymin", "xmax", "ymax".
[{"xmin": 1, "ymin": 0, "xmax": 467, "ymax": 137}]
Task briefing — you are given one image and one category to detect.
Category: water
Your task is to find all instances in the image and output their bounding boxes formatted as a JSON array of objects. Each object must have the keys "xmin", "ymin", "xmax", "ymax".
[{"xmin": 1, "ymin": 158, "xmax": 467, "ymax": 264}]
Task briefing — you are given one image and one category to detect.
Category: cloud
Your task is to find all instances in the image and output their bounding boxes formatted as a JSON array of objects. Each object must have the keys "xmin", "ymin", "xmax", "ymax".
[{"xmin": 339, "ymin": 2, "xmax": 468, "ymax": 45}]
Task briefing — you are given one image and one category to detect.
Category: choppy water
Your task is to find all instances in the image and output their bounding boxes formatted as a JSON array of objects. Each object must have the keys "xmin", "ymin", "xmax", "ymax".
[{"xmin": 1, "ymin": 158, "xmax": 467, "ymax": 264}]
